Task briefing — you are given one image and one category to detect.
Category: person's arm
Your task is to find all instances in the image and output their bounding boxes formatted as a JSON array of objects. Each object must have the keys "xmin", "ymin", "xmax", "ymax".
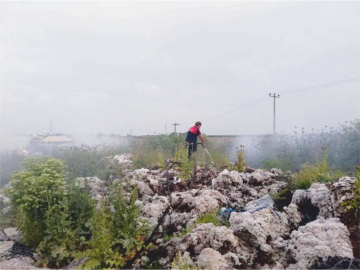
[{"xmin": 199, "ymin": 134, "xmax": 206, "ymax": 147}]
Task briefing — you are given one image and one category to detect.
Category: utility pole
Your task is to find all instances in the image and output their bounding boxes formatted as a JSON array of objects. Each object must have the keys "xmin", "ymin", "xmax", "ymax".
[
  {"xmin": 165, "ymin": 124, "xmax": 167, "ymax": 135},
  {"xmin": 172, "ymin": 123, "xmax": 180, "ymax": 134},
  {"xmin": 269, "ymin": 93, "xmax": 280, "ymax": 134}
]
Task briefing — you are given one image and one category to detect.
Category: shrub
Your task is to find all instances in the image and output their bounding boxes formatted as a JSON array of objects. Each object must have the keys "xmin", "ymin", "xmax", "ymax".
[
  {"xmin": 5, "ymin": 157, "xmax": 96, "ymax": 267},
  {"xmin": 5, "ymin": 157, "xmax": 67, "ymax": 246}
]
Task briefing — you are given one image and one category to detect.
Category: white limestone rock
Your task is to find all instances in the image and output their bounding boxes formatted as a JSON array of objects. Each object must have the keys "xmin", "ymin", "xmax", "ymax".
[
  {"xmin": 286, "ymin": 218, "xmax": 353, "ymax": 269},
  {"xmin": 230, "ymin": 208, "xmax": 289, "ymax": 254},
  {"xmin": 197, "ymin": 248, "xmax": 229, "ymax": 270}
]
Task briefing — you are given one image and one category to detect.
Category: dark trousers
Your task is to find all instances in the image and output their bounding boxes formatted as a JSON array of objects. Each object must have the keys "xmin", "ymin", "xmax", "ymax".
[{"xmin": 187, "ymin": 142, "xmax": 197, "ymax": 159}]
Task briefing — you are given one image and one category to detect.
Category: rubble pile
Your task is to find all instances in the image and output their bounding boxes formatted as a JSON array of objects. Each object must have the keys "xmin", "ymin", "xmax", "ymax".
[{"xmin": 0, "ymin": 154, "xmax": 358, "ymax": 269}]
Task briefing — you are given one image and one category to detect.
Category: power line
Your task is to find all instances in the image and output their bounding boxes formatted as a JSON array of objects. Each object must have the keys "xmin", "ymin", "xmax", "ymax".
[
  {"xmin": 279, "ymin": 77, "xmax": 360, "ymax": 95},
  {"xmin": 171, "ymin": 77, "xmax": 360, "ymax": 128}
]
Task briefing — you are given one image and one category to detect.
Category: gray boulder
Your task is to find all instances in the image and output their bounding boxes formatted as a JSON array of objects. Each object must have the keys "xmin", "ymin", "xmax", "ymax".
[
  {"xmin": 230, "ymin": 208, "xmax": 289, "ymax": 254},
  {"xmin": 171, "ymin": 189, "xmax": 228, "ymax": 216},
  {"xmin": 286, "ymin": 218, "xmax": 353, "ymax": 269},
  {"xmin": 197, "ymin": 248, "xmax": 229, "ymax": 270},
  {"xmin": 211, "ymin": 169, "xmax": 243, "ymax": 190}
]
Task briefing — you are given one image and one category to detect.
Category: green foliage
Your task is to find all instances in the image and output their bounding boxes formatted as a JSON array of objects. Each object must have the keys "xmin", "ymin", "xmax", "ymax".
[
  {"xmin": 164, "ymin": 211, "xmax": 221, "ymax": 241},
  {"xmin": 131, "ymin": 147, "xmax": 163, "ymax": 169},
  {"xmin": 130, "ymin": 134, "xmax": 185, "ymax": 169},
  {"xmin": 109, "ymin": 185, "xmax": 149, "ymax": 256},
  {"xmin": 174, "ymin": 146, "xmax": 195, "ymax": 180},
  {"xmin": 291, "ymin": 148, "xmax": 344, "ymax": 190},
  {"xmin": 195, "ymin": 211, "xmax": 221, "ymax": 227},
  {"xmin": 75, "ymin": 202, "xmax": 125, "ymax": 269},
  {"xmin": 5, "ymin": 157, "xmax": 97, "ymax": 267},
  {"xmin": 341, "ymin": 165, "xmax": 360, "ymax": 226},
  {"xmin": 207, "ymin": 150, "xmax": 230, "ymax": 170},
  {"xmin": 171, "ymin": 252, "xmax": 198, "ymax": 270},
  {"xmin": 257, "ymin": 119, "xmax": 360, "ymax": 173},
  {"xmin": 76, "ymin": 185, "xmax": 149, "ymax": 269},
  {"xmin": 36, "ymin": 202, "xmax": 77, "ymax": 268},
  {"xmin": 67, "ymin": 184, "xmax": 94, "ymax": 239},
  {"xmin": 5, "ymin": 157, "xmax": 67, "ymax": 246}
]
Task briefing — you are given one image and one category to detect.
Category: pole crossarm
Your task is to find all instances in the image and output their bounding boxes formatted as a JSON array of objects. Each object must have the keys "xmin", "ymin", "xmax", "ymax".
[{"xmin": 172, "ymin": 123, "xmax": 180, "ymax": 133}]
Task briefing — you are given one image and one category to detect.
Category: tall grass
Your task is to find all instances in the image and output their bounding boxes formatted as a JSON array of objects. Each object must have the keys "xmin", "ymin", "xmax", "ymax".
[{"xmin": 292, "ymin": 148, "xmax": 344, "ymax": 189}]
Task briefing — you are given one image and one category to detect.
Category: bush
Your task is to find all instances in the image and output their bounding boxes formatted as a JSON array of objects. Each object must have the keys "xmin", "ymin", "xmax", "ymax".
[
  {"xmin": 5, "ymin": 157, "xmax": 67, "ymax": 246},
  {"xmin": 5, "ymin": 157, "xmax": 96, "ymax": 267}
]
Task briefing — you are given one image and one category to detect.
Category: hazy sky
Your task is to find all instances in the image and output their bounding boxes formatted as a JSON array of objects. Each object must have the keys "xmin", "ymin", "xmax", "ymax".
[{"xmin": 1, "ymin": 1, "xmax": 359, "ymax": 136}]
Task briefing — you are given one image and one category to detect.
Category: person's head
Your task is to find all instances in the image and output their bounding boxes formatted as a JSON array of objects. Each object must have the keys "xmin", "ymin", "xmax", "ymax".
[{"xmin": 195, "ymin": 121, "xmax": 202, "ymax": 128}]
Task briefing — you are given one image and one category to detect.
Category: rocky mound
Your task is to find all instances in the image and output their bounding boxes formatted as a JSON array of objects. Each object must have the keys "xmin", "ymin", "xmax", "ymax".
[{"xmin": 0, "ymin": 154, "xmax": 358, "ymax": 269}]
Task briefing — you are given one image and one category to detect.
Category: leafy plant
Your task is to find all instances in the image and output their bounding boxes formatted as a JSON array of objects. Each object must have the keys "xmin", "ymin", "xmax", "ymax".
[
  {"xmin": 75, "ymin": 202, "xmax": 125, "ymax": 269},
  {"xmin": 109, "ymin": 184, "xmax": 149, "ymax": 258},
  {"xmin": 5, "ymin": 157, "xmax": 67, "ymax": 246},
  {"xmin": 36, "ymin": 202, "xmax": 77, "ymax": 268},
  {"xmin": 76, "ymin": 185, "xmax": 149, "ymax": 269},
  {"xmin": 67, "ymin": 183, "xmax": 94, "ymax": 240}
]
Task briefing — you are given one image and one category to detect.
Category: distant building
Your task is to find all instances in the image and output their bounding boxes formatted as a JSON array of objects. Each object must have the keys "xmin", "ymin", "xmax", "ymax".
[{"xmin": 30, "ymin": 133, "xmax": 73, "ymax": 145}]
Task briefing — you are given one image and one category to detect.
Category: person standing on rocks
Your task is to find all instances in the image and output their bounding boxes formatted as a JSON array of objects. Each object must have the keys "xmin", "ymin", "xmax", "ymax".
[{"xmin": 186, "ymin": 121, "xmax": 205, "ymax": 158}]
